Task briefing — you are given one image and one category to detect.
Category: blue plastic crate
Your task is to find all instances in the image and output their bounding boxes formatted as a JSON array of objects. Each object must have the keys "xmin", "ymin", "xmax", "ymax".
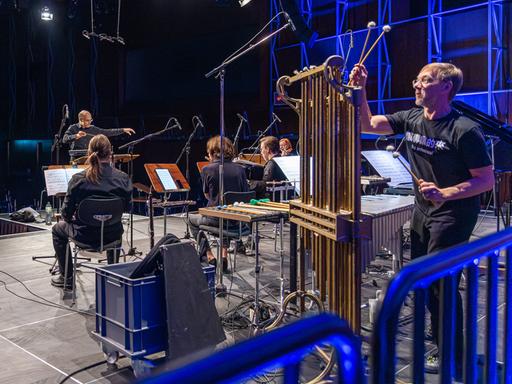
[
  {"xmin": 93, "ymin": 261, "xmax": 216, "ymax": 358},
  {"xmin": 202, "ymin": 264, "xmax": 216, "ymax": 299}
]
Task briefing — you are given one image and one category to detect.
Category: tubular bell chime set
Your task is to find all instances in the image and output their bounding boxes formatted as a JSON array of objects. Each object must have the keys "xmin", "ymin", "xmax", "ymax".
[{"xmin": 277, "ymin": 56, "xmax": 365, "ymax": 330}]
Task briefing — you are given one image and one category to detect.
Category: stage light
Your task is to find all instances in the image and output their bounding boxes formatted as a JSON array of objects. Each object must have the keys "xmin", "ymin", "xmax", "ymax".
[
  {"xmin": 41, "ymin": 6, "xmax": 53, "ymax": 21},
  {"xmin": 239, "ymin": 0, "xmax": 252, "ymax": 6}
]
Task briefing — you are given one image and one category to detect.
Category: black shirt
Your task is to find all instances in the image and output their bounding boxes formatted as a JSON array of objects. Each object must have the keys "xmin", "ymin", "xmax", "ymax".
[
  {"xmin": 249, "ymin": 155, "xmax": 288, "ymax": 198},
  {"xmin": 63, "ymin": 123, "xmax": 125, "ymax": 150},
  {"xmin": 386, "ymin": 107, "xmax": 492, "ymax": 217},
  {"xmin": 61, "ymin": 163, "xmax": 132, "ymax": 236},
  {"xmin": 202, "ymin": 160, "xmax": 249, "ymax": 207}
]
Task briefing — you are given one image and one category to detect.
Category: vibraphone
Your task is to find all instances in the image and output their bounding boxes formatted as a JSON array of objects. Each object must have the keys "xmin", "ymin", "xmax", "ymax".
[
  {"xmin": 199, "ymin": 201, "xmax": 290, "ymax": 328},
  {"xmin": 361, "ymin": 194, "xmax": 414, "ymax": 271}
]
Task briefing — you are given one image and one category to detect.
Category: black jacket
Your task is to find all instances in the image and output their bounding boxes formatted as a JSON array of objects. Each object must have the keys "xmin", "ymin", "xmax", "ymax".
[
  {"xmin": 61, "ymin": 163, "xmax": 132, "ymax": 239},
  {"xmin": 249, "ymin": 156, "xmax": 287, "ymax": 198}
]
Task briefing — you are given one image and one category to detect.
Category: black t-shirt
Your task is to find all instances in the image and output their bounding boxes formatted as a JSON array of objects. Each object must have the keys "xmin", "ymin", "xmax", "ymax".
[
  {"xmin": 63, "ymin": 123, "xmax": 125, "ymax": 150},
  {"xmin": 386, "ymin": 107, "xmax": 491, "ymax": 217},
  {"xmin": 201, "ymin": 160, "xmax": 249, "ymax": 207}
]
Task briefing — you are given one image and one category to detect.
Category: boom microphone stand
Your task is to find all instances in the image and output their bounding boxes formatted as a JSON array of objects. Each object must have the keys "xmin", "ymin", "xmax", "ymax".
[
  {"xmin": 176, "ymin": 116, "xmax": 202, "ymax": 238},
  {"xmin": 205, "ymin": 12, "xmax": 294, "ymax": 296},
  {"xmin": 51, "ymin": 104, "xmax": 69, "ymax": 165},
  {"xmin": 233, "ymin": 113, "xmax": 247, "ymax": 154},
  {"xmin": 244, "ymin": 114, "xmax": 280, "ymax": 160},
  {"xmin": 119, "ymin": 118, "xmax": 181, "ymax": 255}
]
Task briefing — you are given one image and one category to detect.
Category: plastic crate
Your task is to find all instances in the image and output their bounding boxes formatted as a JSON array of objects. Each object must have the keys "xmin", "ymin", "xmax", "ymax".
[
  {"xmin": 202, "ymin": 264, "xmax": 216, "ymax": 298},
  {"xmin": 93, "ymin": 261, "xmax": 216, "ymax": 358}
]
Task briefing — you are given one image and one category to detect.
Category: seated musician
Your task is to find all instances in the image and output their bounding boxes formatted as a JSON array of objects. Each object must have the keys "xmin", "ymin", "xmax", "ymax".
[
  {"xmin": 188, "ymin": 136, "xmax": 248, "ymax": 273},
  {"xmin": 249, "ymin": 136, "xmax": 288, "ymax": 199},
  {"xmin": 63, "ymin": 110, "xmax": 135, "ymax": 151},
  {"xmin": 279, "ymin": 138, "xmax": 298, "ymax": 156},
  {"xmin": 51, "ymin": 135, "xmax": 132, "ymax": 289}
]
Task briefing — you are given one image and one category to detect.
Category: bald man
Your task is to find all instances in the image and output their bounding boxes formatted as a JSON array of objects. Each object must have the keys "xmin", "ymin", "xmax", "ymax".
[{"xmin": 63, "ymin": 110, "xmax": 135, "ymax": 151}]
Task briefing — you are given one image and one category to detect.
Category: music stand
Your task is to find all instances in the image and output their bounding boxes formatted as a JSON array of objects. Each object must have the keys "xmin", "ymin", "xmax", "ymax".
[
  {"xmin": 145, "ymin": 164, "xmax": 191, "ymax": 238},
  {"xmin": 196, "ymin": 161, "xmax": 209, "ymax": 173},
  {"xmin": 34, "ymin": 164, "xmax": 88, "ymax": 271},
  {"xmin": 239, "ymin": 153, "xmax": 266, "ymax": 165}
]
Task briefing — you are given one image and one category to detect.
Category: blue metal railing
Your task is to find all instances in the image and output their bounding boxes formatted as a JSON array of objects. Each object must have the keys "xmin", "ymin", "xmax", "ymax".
[
  {"xmin": 372, "ymin": 227, "xmax": 512, "ymax": 384},
  {"xmin": 140, "ymin": 313, "xmax": 365, "ymax": 384}
]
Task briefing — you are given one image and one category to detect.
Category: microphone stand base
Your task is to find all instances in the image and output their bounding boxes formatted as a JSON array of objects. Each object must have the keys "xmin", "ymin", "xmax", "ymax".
[
  {"xmin": 126, "ymin": 247, "xmax": 143, "ymax": 257},
  {"xmin": 215, "ymin": 283, "xmax": 227, "ymax": 297}
]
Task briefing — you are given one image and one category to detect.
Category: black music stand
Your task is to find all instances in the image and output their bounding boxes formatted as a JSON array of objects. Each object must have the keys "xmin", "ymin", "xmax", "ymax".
[
  {"xmin": 118, "ymin": 121, "xmax": 181, "ymax": 257},
  {"xmin": 33, "ymin": 165, "xmax": 89, "ymax": 272},
  {"xmin": 175, "ymin": 117, "xmax": 201, "ymax": 239}
]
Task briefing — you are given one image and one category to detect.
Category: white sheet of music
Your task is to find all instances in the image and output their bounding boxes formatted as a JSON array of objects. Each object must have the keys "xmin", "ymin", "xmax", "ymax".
[
  {"xmin": 44, "ymin": 168, "xmax": 83, "ymax": 196},
  {"xmin": 273, "ymin": 156, "xmax": 301, "ymax": 194},
  {"xmin": 362, "ymin": 150, "xmax": 412, "ymax": 187},
  {"xmin": 155, "ymin": 168, "xmax": 177, "ymax": 191}
]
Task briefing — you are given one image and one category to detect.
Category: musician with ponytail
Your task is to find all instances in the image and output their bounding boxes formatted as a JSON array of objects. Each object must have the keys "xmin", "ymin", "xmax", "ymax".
[{"xmin": 50, "ymin": 135, "xmax": 132, "ymax": 289}]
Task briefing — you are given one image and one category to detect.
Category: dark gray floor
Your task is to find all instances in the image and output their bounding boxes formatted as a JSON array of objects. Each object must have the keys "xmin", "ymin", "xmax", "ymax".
[{"xmin": 0, "ymin": 210, "xmax": 503, "ymax": 383}]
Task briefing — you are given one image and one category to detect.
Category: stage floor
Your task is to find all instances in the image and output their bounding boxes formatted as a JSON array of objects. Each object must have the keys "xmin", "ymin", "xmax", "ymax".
[{"xmin": 0, "ymin": 211, "xmax": 503, "ymax": 383}]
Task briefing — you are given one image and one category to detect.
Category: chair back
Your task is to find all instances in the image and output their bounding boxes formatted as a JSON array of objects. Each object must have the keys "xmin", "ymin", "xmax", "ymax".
[
  {"xmin": 223, "ymin": 191, "xmax": 256, "ymax": 205},
  {"xmin": 76, "ymin": 196, "xmax": 124, "ymax": 252},
  {"xmin": 77, "ymin": 196, "xmax": 124, "ymax": 227}
]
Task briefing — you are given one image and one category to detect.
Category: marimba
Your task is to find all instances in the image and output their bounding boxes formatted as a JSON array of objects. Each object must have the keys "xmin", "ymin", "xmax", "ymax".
[{"xmin": 200, "ymin": 202, "xmax": 289, "ymax": 327}]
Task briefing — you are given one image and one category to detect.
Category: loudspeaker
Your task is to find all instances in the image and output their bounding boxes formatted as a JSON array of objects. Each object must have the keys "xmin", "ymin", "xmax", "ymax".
[
  {"xmin": 281, "ymin": 0, "xmax": 318, "ymax": 48},
  {"xmin": 161, "ymin": 240, "xmax": 225, "ymax": 359},
  {"xmin": 494, "ymin": 140, "xmax": 512, "ymax": 171}
]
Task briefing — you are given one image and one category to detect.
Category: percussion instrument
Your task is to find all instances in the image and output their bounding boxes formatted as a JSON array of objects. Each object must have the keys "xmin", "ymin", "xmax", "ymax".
[{"xmin": 278, "ymin": 55, "xmax": 364, "ymax": 329}]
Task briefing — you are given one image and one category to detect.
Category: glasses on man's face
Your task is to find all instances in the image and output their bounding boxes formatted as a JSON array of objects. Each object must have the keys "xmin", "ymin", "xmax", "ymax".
[
  {"xmin": 412, "ymin": 76, "xmax": 437, "ymax": 88},
  {"xmin": 81, "ymin": 119, "xmax": 93, "ymax": 123}
]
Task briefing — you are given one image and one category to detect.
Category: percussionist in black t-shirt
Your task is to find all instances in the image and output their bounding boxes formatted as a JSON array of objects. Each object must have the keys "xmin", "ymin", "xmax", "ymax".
[
  {"xmin": 350, "ymin": 62, "xmax": 494, "ymax": 378},
  {"xmin": 188, "ymin": 136, "xmax": 248, "ymax": 273},
  {"xmin": 63, "ymin": 110, "xmax": 135, "ymax": 151}
]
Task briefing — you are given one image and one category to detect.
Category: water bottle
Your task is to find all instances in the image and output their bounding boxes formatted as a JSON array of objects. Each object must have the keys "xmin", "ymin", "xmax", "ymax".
[{"xmin": 45, "ymin": 202, "xmax": 53, "ymax": 225}]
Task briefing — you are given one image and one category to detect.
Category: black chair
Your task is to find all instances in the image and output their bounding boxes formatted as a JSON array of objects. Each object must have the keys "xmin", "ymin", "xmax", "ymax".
[
  {"xmin": 198, "ymin": 191, "xmax": 255, "ymax": 270},
  {"xmin": 64, "ymin": 197, "xmax": 125, "ymax": 305}
]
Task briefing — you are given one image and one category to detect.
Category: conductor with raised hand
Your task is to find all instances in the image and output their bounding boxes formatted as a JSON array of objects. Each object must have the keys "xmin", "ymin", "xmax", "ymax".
[
  {"xmin": 350, "ymin": 62, "xmax": 494, "ymax": 378},
  {"xmin": 63, "ymin": 110, "xmax": 135, "ymax": 151}
]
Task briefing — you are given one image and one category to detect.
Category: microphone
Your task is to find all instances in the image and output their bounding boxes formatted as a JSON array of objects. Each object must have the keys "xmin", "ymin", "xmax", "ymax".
[
  {"xmin": 64, "ymin": 104, "xmax": 69, "ymax": 120},
  {"xmin": 192, "ymin": 116, "xmax": 204, "ymax": 128},
  {"xmin": 272, "ymin": 112, "xmax": 282, "ymax": 123},
  {"xmin": 284, "ymin": 12, "xmax": 296, "ymax": 32},
  {"xmin": 237, "ymin": 113, "xmax": 248, "ymax": 123}
]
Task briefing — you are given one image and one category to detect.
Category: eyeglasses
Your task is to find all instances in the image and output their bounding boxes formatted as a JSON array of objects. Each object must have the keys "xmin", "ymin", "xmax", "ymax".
[
  {"xmin": 81, "ymin": 119, "xmax": 93, "ymax": 123},
  {"xmin": 412, "ymin": 76, "xmax": 437, "ymax": 88}
]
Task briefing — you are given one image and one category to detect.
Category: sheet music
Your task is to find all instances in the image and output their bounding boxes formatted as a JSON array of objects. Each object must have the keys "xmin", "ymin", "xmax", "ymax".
[
  {"xmin": 362, "ymin": 150, "xmax": 412, "ymax": 187},
  {"xmin": 44, "ymin": 168, "xmax": 83, "ymax": 196},
  {"xmin": 155, "ymin": 168, "xmax": 177, "ymax": 191},
  {"xmin": 273, "ymin": 156, "xmax": 301, "ymax": 194}
]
